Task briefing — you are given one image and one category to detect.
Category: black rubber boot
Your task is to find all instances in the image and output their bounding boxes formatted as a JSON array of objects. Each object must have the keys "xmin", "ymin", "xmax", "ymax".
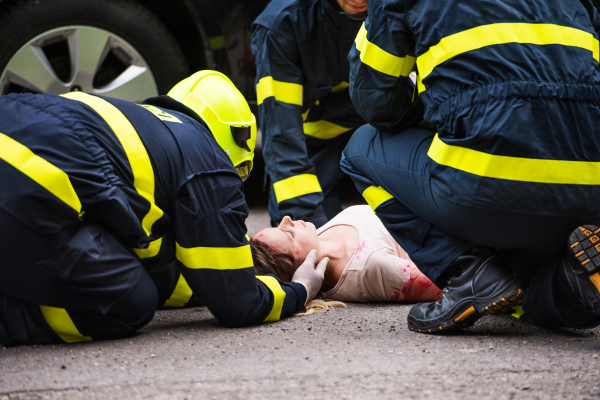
[
  {"xmin": 555, "ymin": 225, "xmax": 600, "ymax": 315},
  {"xmin": 407, "ymin": 247, "xmax": 523, "ymax": 333}
]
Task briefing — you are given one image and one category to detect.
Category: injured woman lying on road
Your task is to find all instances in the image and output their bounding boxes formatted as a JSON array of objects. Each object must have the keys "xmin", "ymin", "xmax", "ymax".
[{"xmin": 250, "ymin": 205, "xmax": 442, "ymax": 315}]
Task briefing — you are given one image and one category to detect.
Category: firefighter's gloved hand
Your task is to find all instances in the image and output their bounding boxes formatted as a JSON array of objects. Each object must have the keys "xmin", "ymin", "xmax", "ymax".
[
  {"xmin": 301, "ymin": 207, "xmax": 328, "ymax": 229},
  {"xmin": 292, "ymin": 249, "xmax": 329, "ymax": 304}
]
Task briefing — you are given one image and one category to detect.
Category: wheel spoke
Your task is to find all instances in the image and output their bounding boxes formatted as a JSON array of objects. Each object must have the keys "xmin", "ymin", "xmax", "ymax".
[
  {"xmin": 94, "ymin": 65, "xmax": 158, "ymax": 102},
  {"xmin": 3, "ymin": 45, "xmax": 66, "ymax": 93},
  {"xmin": 71, "ymin": 28, "xmax": 112, "ymax": 89},
  {"xmin": 1, "ymin": 25, "xmax": 159, "ymax": 100}
]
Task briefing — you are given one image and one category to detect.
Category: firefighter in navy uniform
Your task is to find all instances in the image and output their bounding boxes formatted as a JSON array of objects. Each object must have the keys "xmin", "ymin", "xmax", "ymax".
[
  {"xmin": 251, "ymin": 0, "xmax": 368, "ymax": 228},
  {"xmin": 0, "ymin": 71, "xmax": 327, "ymax": 346},
  {"xmin": 342, "ymin": 0, "xmax": 600, "ymax": 332}
]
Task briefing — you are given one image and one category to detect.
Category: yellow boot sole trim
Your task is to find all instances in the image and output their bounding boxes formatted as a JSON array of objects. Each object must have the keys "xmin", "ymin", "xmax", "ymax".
[
  {"xmin": 590, "ymin": 272, "xmax": 600, "ymax": 293},
  {"xmin": 454, "ymin": 306, "xmax": 476, "ymax": 322}
]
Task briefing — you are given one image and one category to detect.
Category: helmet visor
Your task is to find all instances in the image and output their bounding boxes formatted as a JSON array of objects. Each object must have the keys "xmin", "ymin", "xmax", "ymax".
[{"xmin": 235, "ymin": 160, "xmax": 251, "ymax": 182}]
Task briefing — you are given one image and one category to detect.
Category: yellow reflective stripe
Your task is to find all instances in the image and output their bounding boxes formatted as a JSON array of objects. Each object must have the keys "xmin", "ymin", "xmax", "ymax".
[
  {"xmin": 0, "ymin": 132, "xmax": 82, "ymax": 215},
  {"xmin": 354, "ymin": 23, "xmax": 416, "ymax": 77},
  {"xmin": 209, "ymin": 35, "xmax": 226, "ymax": 50},
  {"xmin": 362, "ymin": 186, "xmax": 394, "ymax": 211},
  {"xmin": 39, "ymin": 306, "xmax": 92, "ymax": 343},
  {"xmin": 133, "ymin": 237, "xmax": 163, "ymax": 259},
  {"xmin": 162, "ymin": 274, "xmax": 194, "ymax": 308},
  {"xmin": 256, "ymin": 275, "xmax": 286, "ymax": 322},
  {"xmin": 256, "ymin": 76, "xmax": 303, "ymax": 106},
  {"xmin": 417, "ymin": 23, "xmax": 600, "ymax": 92},
  {"xmin": 511, "ymin": 306, "xmax": 525, "ymax": 319},
  {"xmin": 428, "ymin": 133, "xmax": 600, "ymax": 184},
  {"xmin": 418, "ymin": 120, "xmax": 436, "ymax": 129},
  {"xmin": 302, "ymin": 109, "xmax": 310, "ymax": 121},
  {"xmin": 303, "ymin": 120, "xmax": 352, "ymax": 139},
  {"xmin": 176, "ymin": 243, "xmax": 254, "ymax": 270},
  {"xmin": 273, "ymin": 174, "xmax": 322, "ymax": 203},
  {"xmin": 331, "ymin": 81, "xmax": 349, "ymax": 93},
  {"xmin": 62, "ymin": 93, "xmax": 163, "ymax": 239}
]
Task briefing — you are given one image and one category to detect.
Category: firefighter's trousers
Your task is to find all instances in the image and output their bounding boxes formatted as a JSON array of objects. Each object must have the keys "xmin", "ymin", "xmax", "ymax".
[
  {"xmin": 341, "ymin": 124, "xmax": 600, "ymax": 329},
  {"xmin": 0, "ymin": 208, "xmax": 157, "ymax": 345}
]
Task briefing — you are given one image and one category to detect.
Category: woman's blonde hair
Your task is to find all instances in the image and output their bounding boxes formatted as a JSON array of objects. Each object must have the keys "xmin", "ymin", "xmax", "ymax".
[{"xmin": 294, "ymin": 297, "xmax": 347, "ymax": 316}]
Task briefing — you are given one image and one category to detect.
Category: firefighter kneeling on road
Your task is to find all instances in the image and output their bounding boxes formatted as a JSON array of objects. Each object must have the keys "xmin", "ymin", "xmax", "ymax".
[
  {"xmin": 343, "ymin": 0, "xmax": 600, "ymax": 332},
  {"xmin": 0, "ymin": 71, "xmax": 328, "ymax": 346}
]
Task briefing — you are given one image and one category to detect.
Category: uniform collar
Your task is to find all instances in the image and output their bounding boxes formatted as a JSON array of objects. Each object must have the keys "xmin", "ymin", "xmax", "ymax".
[
  {"xmin": 321, "ymin": 0, "xmax": 367, "ymax": 26},
  {"xmin": 321, "ymin": 0, "xmax": 345, "ymax": 27}
]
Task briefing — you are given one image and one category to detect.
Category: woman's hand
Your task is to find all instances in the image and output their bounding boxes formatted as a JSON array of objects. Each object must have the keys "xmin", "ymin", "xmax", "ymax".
[{"xmin": 292, "ymin": 249, "xmax": 329, "ymax": 304}]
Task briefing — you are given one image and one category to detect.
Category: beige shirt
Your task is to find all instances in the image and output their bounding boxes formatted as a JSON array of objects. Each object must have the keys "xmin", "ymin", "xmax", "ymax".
[{"xmin": 319, "ymin": 205, "xmax": 415, "ymax": 302}]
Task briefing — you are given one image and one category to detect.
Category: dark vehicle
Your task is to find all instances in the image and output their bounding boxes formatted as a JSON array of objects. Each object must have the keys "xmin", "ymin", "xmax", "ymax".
[
  {"xmin": 0, "ymin": 0, "xmax": 272, "ymax": 204},
  {"xmin": 2, "ymin": 0, "xmax": 599, "ymax": 102},
  {"xmin": 0, "ymin": 0, "xmax": 269, "ymax": 105}
]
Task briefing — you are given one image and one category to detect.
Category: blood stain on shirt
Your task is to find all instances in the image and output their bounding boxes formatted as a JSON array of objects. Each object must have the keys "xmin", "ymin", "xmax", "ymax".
[
  {"xmin": 404, "ymin": 273, "xmax": 441, "ymax": 301},
  {"xmin": 399, "ymin": 259, "xmax": 408, "ymax": 274},
  {"xmin": 390, "ymin": 260, "xmax": 412, "ymax": 301},
  {"xmin": 355, "ymin": 240, "xmax": 367, "ymax": 259},
  {"xmin": 390, "ymin": 287, "xmax": 402, "ymax": 302}
]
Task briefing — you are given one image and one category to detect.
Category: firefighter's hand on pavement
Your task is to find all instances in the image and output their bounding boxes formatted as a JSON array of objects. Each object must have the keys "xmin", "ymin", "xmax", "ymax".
[{"xmin": 292, "ymin": 249, "xmax": 328, "ymax": 305}]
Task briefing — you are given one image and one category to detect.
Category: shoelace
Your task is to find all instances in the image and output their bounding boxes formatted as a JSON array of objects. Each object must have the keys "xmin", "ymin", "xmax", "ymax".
[{"xmin": 441, "ymin": 264, "xmax": 467, "ymax": 294}]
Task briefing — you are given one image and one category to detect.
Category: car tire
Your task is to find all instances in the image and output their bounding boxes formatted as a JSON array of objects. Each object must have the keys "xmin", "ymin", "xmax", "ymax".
[{"xmin": 0, "ymin": 0, "xmax": 190, "ymax": 101}]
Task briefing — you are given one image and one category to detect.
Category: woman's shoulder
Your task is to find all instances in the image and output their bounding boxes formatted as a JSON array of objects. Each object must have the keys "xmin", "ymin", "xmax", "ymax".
[
  {"xmin": 332, "ymin": 205, "xmax": 378, "ymax": 224},
  {"xmin": 317, "ymin": 205, "xmax": 374, "ymax": 234},
  {"xmin": 342, "ymin": 205, "xmax": 375, "ymax": 216},
  {"xmin": 343, "ymin": 205, "xmax": 391, "ymax": 234}
]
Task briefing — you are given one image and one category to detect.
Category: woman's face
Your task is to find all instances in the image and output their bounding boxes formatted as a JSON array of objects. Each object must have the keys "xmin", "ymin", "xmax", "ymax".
[{"xmin": 253, "ymin": 216, "xmax": 321, "ymax": 267}]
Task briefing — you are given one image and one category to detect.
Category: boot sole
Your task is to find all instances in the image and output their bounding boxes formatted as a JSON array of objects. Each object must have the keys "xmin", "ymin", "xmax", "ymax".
[
  {"xmin": 569, "ymin": 225, "xmax": 600, "ymax": 275},
  {"xmin": 407, "ymin": 282, "xmax": 523, "ymax": 334},
  {"xmin": 568, "ymin": 225, "xmax": 600, "ymax": 302}
]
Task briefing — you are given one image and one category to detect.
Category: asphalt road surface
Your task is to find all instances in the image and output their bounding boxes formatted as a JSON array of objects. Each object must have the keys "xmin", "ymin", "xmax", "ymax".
[{"xmin": 1, "ymin": 208, "xmax": 599, "ymax": 400}]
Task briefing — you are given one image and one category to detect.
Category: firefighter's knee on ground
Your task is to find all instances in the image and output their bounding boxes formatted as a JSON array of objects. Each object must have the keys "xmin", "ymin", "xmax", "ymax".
[{"xmin": 108, "ymin": 270, "xmax": 158, "ymax": 333}]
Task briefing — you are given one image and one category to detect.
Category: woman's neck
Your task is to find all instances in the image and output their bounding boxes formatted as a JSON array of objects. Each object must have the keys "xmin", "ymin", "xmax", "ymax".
[{"xmin": 317, "ymin": 225, "xmax": 359, "ymax": 290}]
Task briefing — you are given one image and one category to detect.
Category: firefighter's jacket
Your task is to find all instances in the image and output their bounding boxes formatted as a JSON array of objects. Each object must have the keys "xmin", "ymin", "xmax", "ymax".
[
  {"xmin": 252, "ymin": 0, "xmax": 365, "ymax": 222},
  {"xmin": 349, "ymin": 0, "xmax": 600, "ymax": 216},
  {"xmin": 0, "ymin": 93, "xmax": 306, "ymax": 327}
]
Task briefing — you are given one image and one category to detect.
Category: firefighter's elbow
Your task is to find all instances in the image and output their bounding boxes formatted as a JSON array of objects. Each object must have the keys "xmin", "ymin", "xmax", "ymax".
[{"xmin": 216, "ymin": 312, "xmax": 252, "ymax": 328}]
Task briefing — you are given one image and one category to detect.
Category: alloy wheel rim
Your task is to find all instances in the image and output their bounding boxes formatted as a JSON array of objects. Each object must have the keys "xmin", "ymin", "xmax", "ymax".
[{"xmin": 0, "ymin": 25, "xmax": 158, "ymax": 102}]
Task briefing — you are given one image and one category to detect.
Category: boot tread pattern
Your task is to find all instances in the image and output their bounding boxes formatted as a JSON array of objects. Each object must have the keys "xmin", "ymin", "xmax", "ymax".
[
  {"xmin": 570, "ymin": 225, "xmax": 600, "ymax": 275},
  {"xmin": 409, "ymin": 287, "xmax": 523, "ymax": 334}
]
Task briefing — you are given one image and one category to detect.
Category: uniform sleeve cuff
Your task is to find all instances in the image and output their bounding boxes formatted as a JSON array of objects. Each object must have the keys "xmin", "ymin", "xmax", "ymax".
[{"xmin": 287, "ymin": 281, "xmax": 308, "ymax": 310}]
